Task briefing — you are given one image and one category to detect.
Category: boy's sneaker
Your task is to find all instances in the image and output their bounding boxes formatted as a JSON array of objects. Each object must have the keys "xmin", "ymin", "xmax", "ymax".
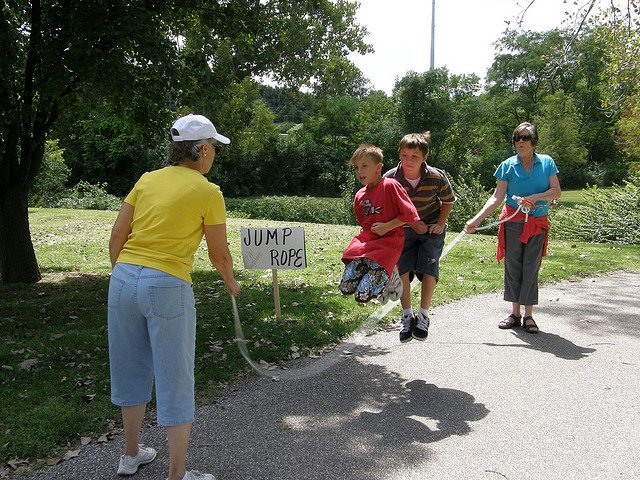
[
  {"xmin": 117, "ymin": 444, "xmax": 157, "ymax": 475},
  {"xmin": 399, "ymin": 315, "xmax": 414, "ymax": 343},
  {"xmin": 386, "ymin": 266, "xmax": 403, "ymax": 302},
  {"xmin": 183, "ymin": 471, "xmax": 216, "ymax": 480},
  {"xmin": 412, "ymin": 312, "xmax": 429, "ymax": 341},
  {"xmin": 379, "ymin": 266, "xmax": 403, "ymax": 305}
]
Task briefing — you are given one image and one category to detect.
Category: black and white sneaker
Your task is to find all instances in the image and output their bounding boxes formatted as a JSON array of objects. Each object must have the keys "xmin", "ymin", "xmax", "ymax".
[
  {"xmin": 412, "ymin": 312, "xmax": 429, "ymax": 341},
  {"xmin": 399, "ymin": 315, "xmax": 414, "ymax": 343}
]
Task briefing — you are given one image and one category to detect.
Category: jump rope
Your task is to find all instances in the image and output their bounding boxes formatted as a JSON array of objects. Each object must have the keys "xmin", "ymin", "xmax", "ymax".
[{"xmin": 229, "ymin": 196, "xmax": 547, "ymax": 379}]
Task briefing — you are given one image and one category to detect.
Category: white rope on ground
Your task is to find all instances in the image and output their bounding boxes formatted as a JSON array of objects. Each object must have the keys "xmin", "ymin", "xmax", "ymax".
[{"xmin": 231, "ymin": 295, "xmax": 279, "ymax": 378}]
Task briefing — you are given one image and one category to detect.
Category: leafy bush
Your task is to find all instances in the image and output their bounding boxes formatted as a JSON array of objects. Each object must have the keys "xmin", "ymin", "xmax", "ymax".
[
  {"xmin": 552, "ymin": 178, "xmax": 640, "ymax": 244},
  {"xmin": 448, "ymin": 173, "xmax": 496, "ymax": 232},
  {"xmin": 226, "ymin": 196, "xmax": 347, "ymax": 225},
  {"xmin": 51, "ymin": 181, "xmax": 122, "ymax": 211}
]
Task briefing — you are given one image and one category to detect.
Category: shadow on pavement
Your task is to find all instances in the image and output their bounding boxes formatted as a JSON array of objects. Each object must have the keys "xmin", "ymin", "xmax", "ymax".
[
  {"xmin": 193, "ymin": 346, "xmax": 490, "ymax": 480},
  {"xmin": 483, "ymin": 328, "xmax": 596, "ymax": 360}
]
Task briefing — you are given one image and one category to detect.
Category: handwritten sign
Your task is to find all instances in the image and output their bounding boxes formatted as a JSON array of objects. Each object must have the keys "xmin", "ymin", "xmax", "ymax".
[{"xmin": 240, "ymin": 227, "xmax": 306, "ymax": 270}]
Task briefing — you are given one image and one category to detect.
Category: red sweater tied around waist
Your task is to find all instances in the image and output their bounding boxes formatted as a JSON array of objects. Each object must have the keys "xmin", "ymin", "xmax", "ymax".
[{"xmin": 496, "ymin": 204, "xmax": 549, "ymax": 264}]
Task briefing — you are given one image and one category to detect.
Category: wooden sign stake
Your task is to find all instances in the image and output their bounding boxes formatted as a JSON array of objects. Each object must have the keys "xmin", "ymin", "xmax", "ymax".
[{"xmin": 272, "ymin": 269, "xmax": 281, "ymax": 321}]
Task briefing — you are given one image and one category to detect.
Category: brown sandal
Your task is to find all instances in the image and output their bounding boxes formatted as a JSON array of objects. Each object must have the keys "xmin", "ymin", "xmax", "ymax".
[
  {"xmin": 523, "ymin": 316, "xmax": 539, "ymax": 333},
  {"xmin": 498, "ymin": 314, "xmax": 521, "ymax": 329}
]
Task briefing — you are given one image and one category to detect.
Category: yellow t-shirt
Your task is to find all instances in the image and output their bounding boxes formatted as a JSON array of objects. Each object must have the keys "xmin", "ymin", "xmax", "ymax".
[{"xmin": 117, "ymin": 166, "xmax": 226, "ymax": 282}]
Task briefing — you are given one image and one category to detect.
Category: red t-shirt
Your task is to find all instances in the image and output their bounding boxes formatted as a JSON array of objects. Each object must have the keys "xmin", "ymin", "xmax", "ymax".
[{"xmin": 342, "ymin": 177, "xmax": 420, "ymax": 275}]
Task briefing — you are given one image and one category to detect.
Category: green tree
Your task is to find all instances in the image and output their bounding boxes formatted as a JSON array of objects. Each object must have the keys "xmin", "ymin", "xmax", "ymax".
[
  {"xmin": 1, "ymin": 0, "xmax": 180, "ymax": 283},
  {"xmin": 394, "ymin": 68, "xmax": 456, "ymax": 159},
  {"xmin": 283, "ymin": 95, "xmax": 359, "ymax": 195},
  {"xmin": 352, "ymin": 90, "xmax": 402, "ymax": 166},
  {"xmin": 259, "ymin": 85, "xmax": 314, "ymax": 124},
  {"xmin": 312, "ymin": 54, "xmax": 370, "ymax": 98},
  {"xmin": 520, "ymin": 0, "xmax": 639, "ymax": 181},
  {"xmin": 0, "ymin": 0, "xmax": 369, "ymax": 283},
  {"xmin": 535, "ymin": 90, "xmax": 588, "ymax": 187},
  {"xmin": 487, "ymin": 29, "xmax": 569, "ymax": 129},
  {"xmin": 595, "ymin": 8, "xmax": 640, "ymax": 175},
  {"xmin": 432, "ymin": 73, "xmax": 487, "ymax": 179},
  {"xmin": 618, "ymin": 96, "xmax": 640, "ymax": 175}
]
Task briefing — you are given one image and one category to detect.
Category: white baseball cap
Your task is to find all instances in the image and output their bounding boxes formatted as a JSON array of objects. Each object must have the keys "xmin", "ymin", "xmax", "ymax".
[{"xmin": 170, "ymin": 114, "xmax": 230, "ymax": 144}]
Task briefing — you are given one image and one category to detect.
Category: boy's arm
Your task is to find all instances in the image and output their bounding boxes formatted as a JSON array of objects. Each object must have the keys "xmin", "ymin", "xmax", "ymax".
[
  {"xmin": 429, "ymin": 202, "xmax": 454, "ymax": 234},
  {"xmin": 408, "ymin": 220, "xmax": 428, "ymax": 234},
  {"xmin": 371, "ymin": 216, "xmax": 406, "ymax": 236}
]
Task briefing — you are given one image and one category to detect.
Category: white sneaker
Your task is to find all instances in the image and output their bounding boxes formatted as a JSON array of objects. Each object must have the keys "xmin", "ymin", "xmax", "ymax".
[
  {"xmin": 184, "ymin": 471, "xmax": 216, "ymax": 480},
  {"xmin": 386, "ymin": 266, "xmax": 403, "ymax": 301},
  {"xmin": 378, "ymin": 266, "xmax": 403, "ymax": 305},
  {"xmin": 117, "ymin": 444, "xmax": 157, "ymax": 475}
]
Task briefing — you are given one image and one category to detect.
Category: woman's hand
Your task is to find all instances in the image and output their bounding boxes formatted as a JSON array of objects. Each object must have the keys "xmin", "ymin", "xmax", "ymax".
[
  {"xmin": 227, "ymin": 279, "xmax": 241, "ymax": 297},
  {"xmin": 464, "ymin": 220, "xmax": 478, "ymax": 233},
  {"xmin": 514, "ymin": 195, "xmax": 535, "ymax": 208},
  {"xmin": 521, "ymin": 196, "xmax": 535, "ymax": 208}
]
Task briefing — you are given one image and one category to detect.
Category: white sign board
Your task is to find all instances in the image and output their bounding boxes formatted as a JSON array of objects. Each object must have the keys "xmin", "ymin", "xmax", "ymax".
[{"xmin": 240, "ymin": 227, "xmax": 306, "ymax": 270}]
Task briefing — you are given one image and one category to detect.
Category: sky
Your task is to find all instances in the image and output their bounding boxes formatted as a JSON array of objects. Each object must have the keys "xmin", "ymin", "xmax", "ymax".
[{"xmin": 350, "ymin": 0, "xmax": 572, "ymax": 93}]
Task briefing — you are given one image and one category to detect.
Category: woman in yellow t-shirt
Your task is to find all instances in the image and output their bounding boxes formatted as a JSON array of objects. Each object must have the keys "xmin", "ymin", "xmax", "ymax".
[{"xmin": 108, "ymin": 114, "xmax": 240, "ymax": 480}]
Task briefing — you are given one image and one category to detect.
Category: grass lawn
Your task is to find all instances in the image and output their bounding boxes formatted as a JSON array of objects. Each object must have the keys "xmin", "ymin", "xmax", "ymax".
[
  {"xmin": 557, "ymin": 188, "xmax": 584, "ymax": 208},
  {"xmin": 1, "ymin": 207, "xmax": 639, "ymax": 471},
  {"xmin": 558, "ymin": 187, "xmax": 614, "ymax": 209}
]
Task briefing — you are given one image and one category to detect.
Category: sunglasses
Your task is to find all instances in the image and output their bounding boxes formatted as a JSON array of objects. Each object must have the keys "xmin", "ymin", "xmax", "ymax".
[
  {"xmin": 211, "ymin": 143, "xmax": 222, "ymax": 154},
  {"xmin": 513, "ymin": 134, "xmax": 532, "ymax": 142}
]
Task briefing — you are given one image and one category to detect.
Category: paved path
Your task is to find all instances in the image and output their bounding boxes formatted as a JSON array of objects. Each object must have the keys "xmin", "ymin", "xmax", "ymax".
[{"xmin": 23, "ymin": 271, "xmax": 640, "ymax": 480}]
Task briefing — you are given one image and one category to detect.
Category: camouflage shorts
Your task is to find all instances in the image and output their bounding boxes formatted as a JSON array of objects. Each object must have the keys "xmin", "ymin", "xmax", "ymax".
[{"xmin": 339, "ymin": 258, "xmax": 389, "ymax": 303}]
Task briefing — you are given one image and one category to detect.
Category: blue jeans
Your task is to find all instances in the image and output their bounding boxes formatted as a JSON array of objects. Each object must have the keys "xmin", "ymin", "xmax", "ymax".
[
  {"xmin": 108, "ymin": 263, "xmax": 196, "ymax": 426},
  {"xmin": 398, "ymin": 227, "xmax": 446, "ymax": 282}
]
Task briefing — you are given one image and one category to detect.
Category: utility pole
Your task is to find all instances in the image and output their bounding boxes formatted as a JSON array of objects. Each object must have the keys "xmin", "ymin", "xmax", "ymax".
[{"xmin": 430, "ymin": 0, "xmax": 435, "ymax": 69}]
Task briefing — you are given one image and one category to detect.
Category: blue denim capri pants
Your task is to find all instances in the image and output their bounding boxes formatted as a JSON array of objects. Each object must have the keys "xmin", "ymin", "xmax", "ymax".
[{"xmin": 108, "ymin": 263, "xmax": 196, "ymax": 426}]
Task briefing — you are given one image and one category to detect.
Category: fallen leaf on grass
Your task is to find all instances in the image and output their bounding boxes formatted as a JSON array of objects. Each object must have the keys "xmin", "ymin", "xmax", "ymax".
[{"xmin": 18, "ymin": 359, "xmax": 38, "ymax": 370}]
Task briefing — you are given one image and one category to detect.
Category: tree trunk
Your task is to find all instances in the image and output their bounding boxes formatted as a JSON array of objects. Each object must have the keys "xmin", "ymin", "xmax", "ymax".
[{"xmin": 0, "ymin": 183, "xmax": 41, "ymax": 283}]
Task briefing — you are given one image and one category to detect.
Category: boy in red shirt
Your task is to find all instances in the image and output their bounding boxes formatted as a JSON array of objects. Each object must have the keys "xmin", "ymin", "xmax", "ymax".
[{"xmin": 340, "ymin": 144, "xmax": 420, "ymax": 303}]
